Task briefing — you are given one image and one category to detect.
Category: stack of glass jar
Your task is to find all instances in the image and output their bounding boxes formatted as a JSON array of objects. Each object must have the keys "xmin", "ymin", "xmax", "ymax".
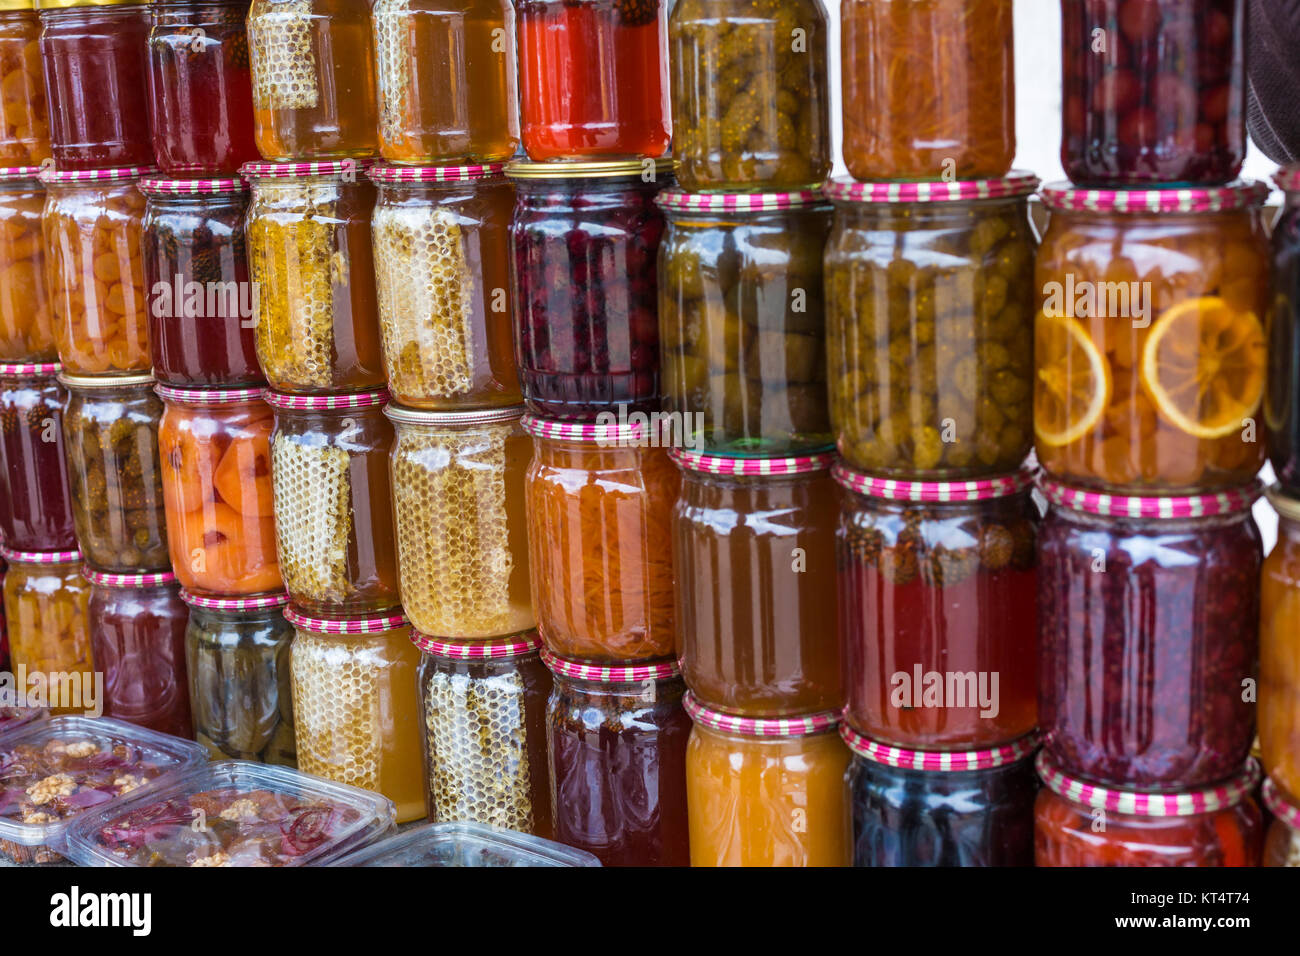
[{"xmin": 1032, "ymin": 0, "xmax": 1267, "ymax": 866}]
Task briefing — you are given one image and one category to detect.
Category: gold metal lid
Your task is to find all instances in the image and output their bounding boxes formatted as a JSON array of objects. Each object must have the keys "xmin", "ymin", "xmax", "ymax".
[
  {"xmin": 0, "ymin": 2, "xmax": 36, "ymax": 12},
  {"xmin": 506, "ymin": 157, "xmax": 675, "ymax": 181},
  {"xmin": 58, "ymin": 371, "xmax": 155, "ymax": 389},
  {"xmin": 36, "ymin": 0, "xmax": 144, "ymax": 9},
  {"xmin": 1267, "ymin": 485, "xmax": 1300, "ymax": 523},
  {"xmin": 384, "ymin": 403, "xmax": 524, "ymax": 427}
]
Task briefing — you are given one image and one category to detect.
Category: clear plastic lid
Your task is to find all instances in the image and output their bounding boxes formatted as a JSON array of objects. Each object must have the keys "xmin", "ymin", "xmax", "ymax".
[
  {"xmin": 65, "ymin": 762, "xmax": 397, "ymax": 868},
  {"xmin": 333, "ymin": 822, "xmax": 602, "ymax": 868},
  {"xmin": 0, "ymin": 717, "xmax": 207, "ymax": 856}
]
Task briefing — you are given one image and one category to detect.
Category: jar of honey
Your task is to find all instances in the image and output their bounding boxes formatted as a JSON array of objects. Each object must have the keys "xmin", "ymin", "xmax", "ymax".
[
  {"xmin": 0, "ymin": 546, "xmax": 92, "ymax": 714},
  {"xmin": 0, "ymin": 363, "xmax": 76, "ymax": 552},
  {"xmin": 0, "ymin": 167, "xmax": 53, "ymax": 363},
  {"xmin": 0, "ymin": 2, "xmax": 48, "ymax": 166}
]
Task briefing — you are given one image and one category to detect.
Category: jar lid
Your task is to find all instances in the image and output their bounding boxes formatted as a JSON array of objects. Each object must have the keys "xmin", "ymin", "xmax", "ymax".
[
  {"xmin": 41, "ymin": 165, "xmax": 157, "ymax": 185},
  {"xmin": 0, "ymin": 166, "xmax": 44, "ymax": 182},
  {"xmin": 412, "ymin": 631, "xmax": 543, "ymax": 660},
  {"xmin": 1036, "ymin": 753, "xmax": 1260, "ymax": 817},
  {"xmin": 833, "ymin": 463, "xmax": 1036, "ymax": 502},
  {"xmin": 139, "ymin": 176, "xmax": 247, "ymax": 197},
  {"xmin": 1039, "ymin": 180, "xmax": 1270, "ymax": 214},
  {"xmin": 1266, "ymin": 485, "xmax": 1300, "ymax": 524},
  {"xmin": 840, "ymin": 724, "xmax": 1039, "ymax": 771},
  {"xmin": 263, "ymin": 388, "xmax": 390, "ymax": 411},
  {"xmin": 0, "ymin": 362, "xmax": 59, "ymax": 377},
  {"xmin": 0, "ymin": 2, "xmax": 33, "ymax": 11},
  {"xmin": 384, "ymin": 403, "xmax": 525, "ymax": 427},
  {"xmin": 1275, "ymin": 166, "xmax": 1300, "ymax": 193},
  {"xmin": 285, "ymin": 606, "xmax": 408, "ymax": 635},
  {"xmin": 656, "ymin": 187, "xmax": 825, "ymax": 212},
  {"xmin": 539, "ymin": 647, "xmax": 681, "ymax": 683},
  {"xmin": 506, "ymin": 158, "xmax": 676, "ymax": 181},
  {"xmin": 369, "ymin": 162, "xmax": 507, "ymax": 184},
  {"xmin": 670, "ymin": 449, "xmax": 836, "ymax": 477},
  {"xmin": 1040, "ymin": 477, "xmax": 1263, "ymax": 519},
  {"xmin": 241, "ymin": 159, "xmax": 375, "ymax": 180},
  {"xmin": 58, "ymin": 372, "xmax": 154, "ymax": 389},
  {"xmin": 36, "ymin": 0, "xmax": 143, "ymax": 8},
  {"xmin": 1262, "ymin": 776, "xmax": 1300, "ymax": 830},
  {"xmin": 683, "ymin": 693, "xmax": 839, "ymax": 738},
  {"xmin": 0, "ymin": 547, "xmax": 82, "ymax": 564},
  {"xmin": 520, "ymin": 413, "xmax": 673, "ymax": 446},
  {"xmin": 180, "ymin": 589, "xmax": 289, "ymax": 611},
  {"xmin": 84, "ymin": 568, "xmax": 176, "ymax": 588},
  {"xmin": 824, "ymin": 171, "xmax": 1039, "ymax": 204},
  {"xmin": 155, "ymin": 383, "xmax": 266, "ymax": 406}
]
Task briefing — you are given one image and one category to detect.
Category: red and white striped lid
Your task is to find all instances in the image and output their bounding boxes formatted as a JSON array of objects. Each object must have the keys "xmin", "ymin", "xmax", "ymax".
[
  {"xmin": 670, "ymin": 449, "xmax": 836, "ymax": 477},
  {"xmin": 84, "ymin": 568, "xmax": 177, "ymax": 589},
  {"xmin": 540, "ymin": 647, "xmax": 681, "ymax": 683},
  {"xmin": 0, "ymin": 547, "xmax": 83, "ymax": 565},
  {"xmin": 1040, "ymin": 478, "xmax": 1262, "ymax": 519},
  {"xmin": 0, "ymin": 166, "xmax": 43, "ymax": 182},
  {"xmin": 834, "ymin": 463, "xmax": 1036, "ymax": 502},
  {"xmin": 683, "ymin": 693, "xmax": 839, "ymax": 738},
  {"xmin": 656, "ymin": 188, "xmax": 825, "ymax": 212},
  {"xmin": 180, "ymin": 589, "xmax": 289, "ymax": 611},
  {"xmin": 0, "ymin": 362, "xmax": 60, "ymax": 377},
  {"xmin": 521, "ymin": 413, "xmax": 674, "ymax": 446},
  {"xmin": 242, "ymin": 159, "xmax": 375, "ymax": 180},
  {"xmin": 825, "ymin": 171, "xmax": 1039, "ymax": 204},
  {"xmin": 1040, "ymin": 180, "xmax": 1269, "ymax": 214},
  {"xmin": 155, "ymin": 384, "xmax": 267, "ymax": 406},
  {"xmin": 42, "ymin": 166, "xmax": 157, "ymax": 184},
  {"xmin": 1275, "ymin": 166, "xmax": 1300, "ymax": 193},
  {"xmin": 412, "ymin": 631, "xmax": 543, "ymax": 660},
  {"xmin": 1262, "ymin": 776, "xmax": 1300, "ymax": 830},
  {"xmin": 263, "ymin": 388, "xmax": 390, "ymax": 411},
  {"xmin": 369, "ymin": 162, "xmax": 507, "ymax": 184},
  {"xmin": 285, "ymin": 606, "xmax": 409, "ymax": 635},
  {"xmin": 1037, "ymin": 753, "xmax": 1260, "ymax": 816},
  {"xmin": 139, "ymin": 176, "xmax": 247, "ymax": 197},
  {"xmin": 841, "ymin": 723, "xmax": 1039, "ymax": 771}
]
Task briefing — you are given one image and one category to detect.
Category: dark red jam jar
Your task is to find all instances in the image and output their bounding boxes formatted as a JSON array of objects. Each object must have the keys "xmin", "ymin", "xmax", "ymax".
[
  {"xmin": 1038, "ymin": 479, "xmax": 1262, "ymax": 790},
  {"xmin": 0, "ymin": 362, "xmax": 77, "ymax": 552}
]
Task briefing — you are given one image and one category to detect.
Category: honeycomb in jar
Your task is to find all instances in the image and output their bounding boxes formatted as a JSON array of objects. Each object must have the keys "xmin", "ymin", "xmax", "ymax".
[
  {"xmin": 290, "ymin": 631, "xmax": 379, "ymax": 792},
  {"xmin": 271, "ymin": 432, "xmax": 352, "ymax": 602},
  {"xmin": 372, "ymin": 0, "xmax": 413, "ymax": 146},
  {"xmin": 251, "ymin": 0, "xmax": 319, "ymax": 111},
  {"xmin": 373, "ymin": 203, "xmax": 476, "ymax": 400},
  {"xmin": 423, "ymin": 667, "xmax": 534, "ymax": 831}
]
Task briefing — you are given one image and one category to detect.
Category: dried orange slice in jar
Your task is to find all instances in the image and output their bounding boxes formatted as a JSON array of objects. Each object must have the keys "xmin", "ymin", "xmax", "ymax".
[
  {"xmin": 1035, "ymin": 311, "xmax": 1112, "ymax": 448},
  {"xmin": 1139, "ymin": 296, "xmax": 1265, "ymax": 440}
]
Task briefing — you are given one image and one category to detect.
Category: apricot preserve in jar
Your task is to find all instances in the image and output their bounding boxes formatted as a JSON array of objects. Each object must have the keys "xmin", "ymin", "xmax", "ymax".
[
  {"xmin": 1, "ymin": 547, "xmax": 92, "ymax": 712},
  {"xmin": 0, "ymin": 167, "xmax": 53, "ymax": 363},
  {"xmin": 1263, "ymin": 776, "xmax": 1300, "ymax": 867},
  {"xmin": 0, "ymin": 4, "xmax": 48, "ymax": 166},
  {"xmin": 0, "ymin": 363, "xmax": 76, "ymax": 552},
  {"xmin": 1260, "ymin": 487, "xmax": 1300, "ymax": 801}
]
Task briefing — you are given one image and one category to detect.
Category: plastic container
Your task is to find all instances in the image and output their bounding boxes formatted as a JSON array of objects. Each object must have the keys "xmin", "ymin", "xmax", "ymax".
[
  {"xmin": 0, "ymin": 5, "xmax": 48, "ymax": 166},
  {"xmin": 0, "ymin": 704, "xmax": 46, "ymax": 737},
  {"xmin": 1268, "ymin": 167, "xmax": 1300, "ymax": 495},
  {"xmin": 0, "ymin": 363, "xmax": 76, "ymax": 552},
  {"xmin": 335, "ymin": 820, "xmax": 601, "ymax": 867},
  {"xmin": 0, "ymin": 547, "xmax": 91, "ymax": 713},
  {"xmin": 0, "ymin": 167, "xmax": 53, "ymax": 362},
  {"xmin": 0, "ymin": 714, "xmax": 206, "ymax": 863},
  {"xmin": 1260, "ymin": 486, "xmax": 1300, "ymax": 800},
  {"xmin": 1263, "ymin": 776, "xmax": 1300, "ymax": 868}
]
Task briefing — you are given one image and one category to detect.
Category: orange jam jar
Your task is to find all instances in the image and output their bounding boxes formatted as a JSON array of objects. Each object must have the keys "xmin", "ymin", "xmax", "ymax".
[
  {"xmin": 1261, "ymin": 487, "xmax": 1300, "ymax": 801},
  {"xmin": 0, "ymin": 547, "xmax": 92, "ymax": 713},
  {"xmin": 684, "ymin": 695, "xmax": 851, "ymax": 867},
  {"xmin": 0, "ymin": 166, "xmax": 53, "ymax": 363},
  {"xmin": 0, "ymin": 3, "xmax": 48, "ymax": 166},
  {"xmin": 1035, "ymin": 181, "xmax": 1270, "ymax": 493}
]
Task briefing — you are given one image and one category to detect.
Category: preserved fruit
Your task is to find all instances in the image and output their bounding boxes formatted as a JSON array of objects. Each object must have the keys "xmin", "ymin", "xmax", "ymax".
[
  {"xmin": 0, "ymin": 548, "xmax": 92, "ymax": 713},
  {"xmin": 0, "ymin": 6, "xmax": 48, "ymax": 166},
  {"xmin": 0, "ymin": 169, "xmax": 53, "ymax": 362},
  {"xmin": 1260, "ymin": 488, "xmax": 1300, "ymax": 800},
  {"xmin": 0, "ymin": 363, "xmax": 76, "ymax": 552}
]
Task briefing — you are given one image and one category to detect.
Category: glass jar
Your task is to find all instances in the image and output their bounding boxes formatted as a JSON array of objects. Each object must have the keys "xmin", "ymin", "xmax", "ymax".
[
  {"xmin": 508, "ymin": 159, "xmax": 671, "ymax": 420},
  {"xmin": 0, "ymin": 363, "xmax": 76, "ymax": 552},
  {"xmin": 141, "ymin": 176, "xmax": 261, "ymax": 387},
  {"xmin": 157, "ymin": 385, "xmax": 280, "ymax": 596},
  {"xmin": 372, "ymin": 0, "xmax": 519, "ymax": 164},
  {"xmin": 244, "ymin": 160, "xmax": 386, "ymax": 394},
  {"xmin": 147, "ymin": 1, "xmax": 259, "ymax": 175},
  {"xmin": 844, "ymin": 726, "xmax": 1038, "ymax": 867},
  {"xmin": 43, "ymin": 166, "xmax": 152, "ymax": 377},
  {"xmin": 840, "ymin": 0, "xmax": 1015, "ymax": 181},
  {"xmin": 824, "ymin": 175, "xmax": 1038, "ymax": 479},
  {"xmin": 184, "ymin": 589, "xmax": 295, "ymax": 765},
  {"xmin": 523, "ymin": 416, "xmax": 678, "ymax": 663},
  {"xmin": 414, "ymin": 632, "xmax": 553, "ymax": 838},
  {"xmin": 659, "ymin": 189, "xmax": 833, "ymax": 456},
  {"xmin": 1268, "ymin": 168, "xmax": 1300, "ymax": 495},
  {"xmin": 0, "ymin": 547, "xmax": 92, "ymax": 713},
  {"xmin": 287, "ymin": 607, "xmax": 425, "ymax": 824},
  {"xmin": 1261, "ymin": 488, "xmax": 1300, "ymax": 800},
  {"xmin": 0, "ymin": 4, "xmax": 48, "ymax": 166},
  {"xmin": 1036, "ymin": 182, "xmax": 1270, "ymax": 492},
  {"xmin": 516, "ymin": 0, "xmax": 669, "ymax": 162},
  {"xmin": 266, "ymin": 389, "xmax": 399, "ymax": 614},
  {"xmin": 370, "ymin": 163, "xmax": 520, "ymax": 410},
  {"xmin": 1039, "ymin": 480, "xmax": 1261, "ymax": 790},
  {"xmin": 667, "ymin": 0, "xmax": 829, "ymax": 191},
  {"xmin": 544, "ymin": 652, "xmax": 690, "ymax": 867},
  {"xmin": 387, "ymin": 404, "xmax": 534, "ymax": 639},
  {"xmin": 85, "ymin": 567, "xmax": 190, "ymax": 738},
  {"xmin": 1263, "ymin": 777, "xmax": 1300, "ymax": 868},
  {"xmin": 247, "ymin": 0, "xmax": 379, "ymax": 161},
  {"xmin": 837, "ymin": 466, "xmax": 1039, "ymax": 750},
  {"xmin": 1036, "ymin": 756, "xmax": 1262, "ymax": 866},
  {"xmin": 685, "ymin": 696, "xmax": 850, "ymax": 867},
  {"xmin": 37, "ymin": 1, "xmax": 152, "ymax": 169},
  {"xmin": 673, "ymin": 450, "xmax": 840, "ymax": 716},
  {"xmin": 61, "ymin": 373, "xmax": 170, "ymax": 573},
  {"xmin": 0, "ymin": 168, "xmax": 53, "ymax": 362},
  {"xmin": 1060, "ymin": 0, "xmax": 1245, "ymax": 186}
]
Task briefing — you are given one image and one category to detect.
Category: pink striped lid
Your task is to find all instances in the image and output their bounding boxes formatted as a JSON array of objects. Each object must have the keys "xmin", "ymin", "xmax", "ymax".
[
  {"xmin": 139, "ymin": 176, "xmax": 247, "ymax": 196},
  {"xmin": 263, "ymin": 388, "xmax": 390, "ymax": 411},
  {"xmin": 180, "ymin": 589, "xmax": 289, "ymax": 611},
  {"xmin": 1036, "ymin": 753, "xmax": 1260, "ymax": 816},
  {"xmin": 1040, "ymin": 180, "xmax": 1269, "ymax": 214},
  {"xmin": 0, "ymin": 362, "xmax": 60, "ymax": 377},
  {"xmin": 242, "ymin": 159, "xmax": 375, "ymax": 180},
  {"xmin": 412, "ymin": 631, "xmax": 543, "ymax": 660},
  {"xmin": 1275, "ymin": 166, "xmax": 1300, "ymax": 193},
  {"xmin": 833, "ymin": 463, "xmax": 1036, "ymax": 502},
  {"xmin": 1040, "ymin": 478, "xmax": 1262, "ymax": 519},
  {"xmin": 841, "ymin": 723, "xmax": 1039, "ymax": 770},
  {"xmin": 521, "ymin": 413, "xmax": 674, "ymax": 446},
  {"xmin": 369, "ymin": 162, "xmax": 507, "ymax": 184},
  {"xmin": 0, "ymin": 166, "xmax": 43, "ymax": 182},
  {"xmin": 683, "ymin": 693, "xmax": 839, "ymax": 738},
  {"xmin": 540, "ymin": 647, "xmax": 681, "ymax": 683},
  {"xmin": 285, "ymin": 606, "xmax": 408, "ymax": 635},
  {"xmin": 84, "ymin": 568, "xmax": 176, "ymax": 589},
  {"xmin": 656, "ymin": 187, "xmax": 825, "ymax": 212},
  {"xmin": 42, "ymin": 166, "xmax": 157, "ymax": 184},
  {"xmin": 155, "ymin": 383, "xmax": 267, "ymax": 406},
  {"xmin": 1262, "ymin": 776, "xmax": 1300, "ymax": 830},
  {"xmin": 0, "ymin": 547, "xmax": 83, "ymax": 565},
  {"xmin": 670, "ymin": 449, "xmax": 836, "ymax": 477},
  {"xmin": 825, "ymin": 171, "xmax": 1039, "ymax": 204}
]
